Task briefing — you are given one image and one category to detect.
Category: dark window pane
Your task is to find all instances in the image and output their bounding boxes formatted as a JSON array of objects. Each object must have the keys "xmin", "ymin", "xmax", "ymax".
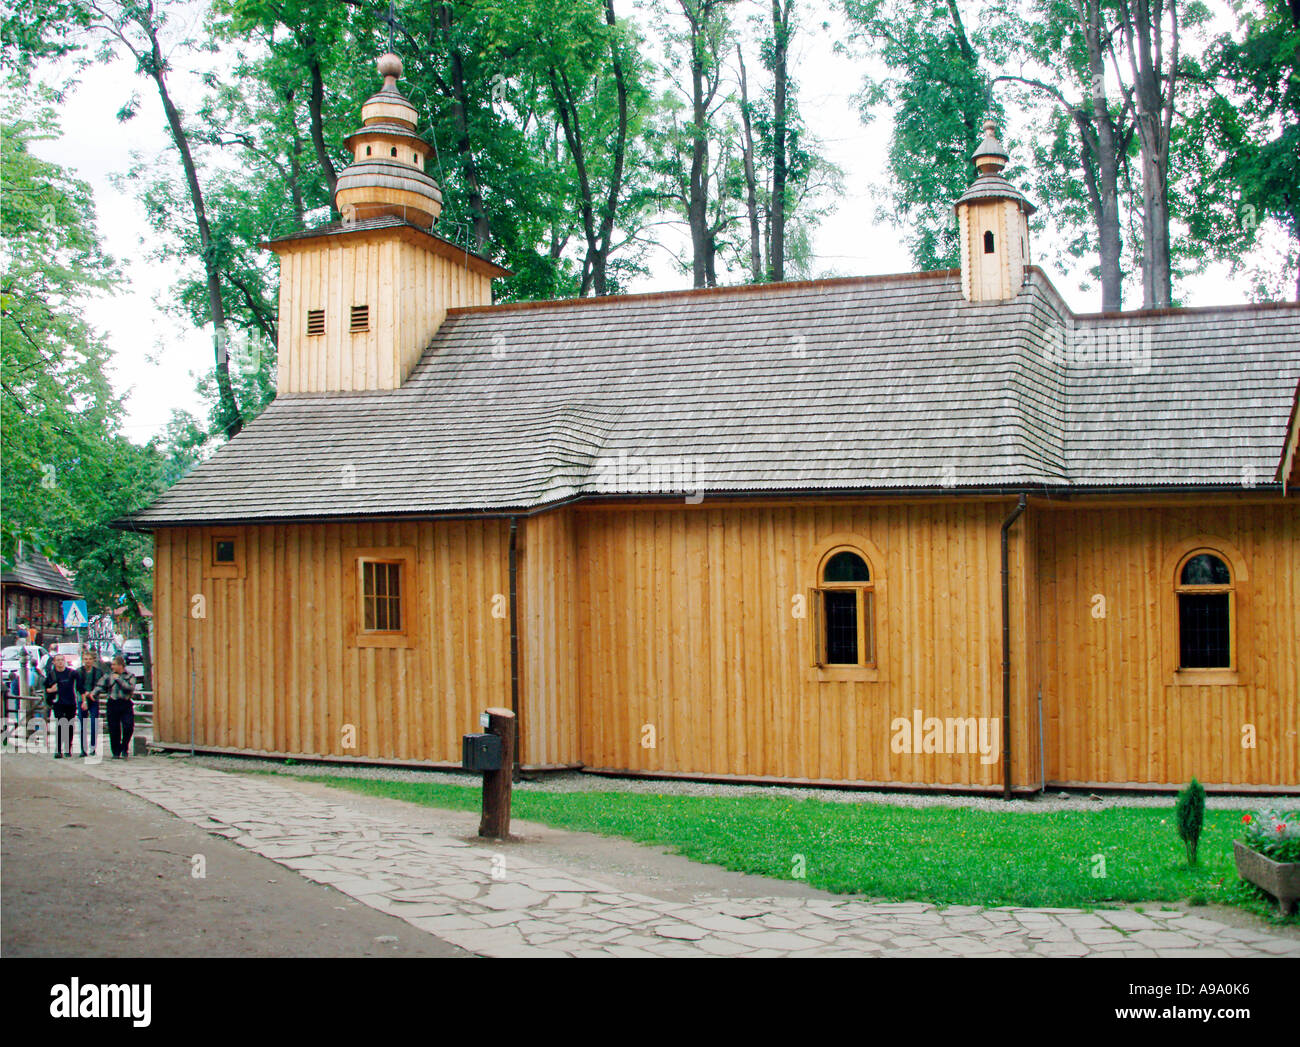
[
  {"xmin": 823, "ymin": 551, "xmax": 869, "ymax": 583},
  {"xmin": 387, "ymin": 564, "xmax": 401, "ymax": 600},
  {"xmin": 214, "ymin": 540, "xmax": 235, "ymax": 563},
  {"xmin": 1179, "ymin": 593, "xmax": 1230, "ymax": 668},
  {"xmin": 363, "ymin": 596, "xmax": 376, "ymax": 631},
  {"xmin": 388, "ymin": 595, "xmax": 401, "ymax": 632},
  {"xmin": 824, "ymin": 590, "xmax": 859, "ymax": 664},
  {"xmin": 1180, "ymin": 553, "xmax": 1230, "ymax": 586}
]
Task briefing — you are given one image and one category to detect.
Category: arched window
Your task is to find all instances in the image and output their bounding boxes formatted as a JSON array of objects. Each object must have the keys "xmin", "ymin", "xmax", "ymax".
[
  {"xmin": 390, "ymin": 146, "xmax": 398, "ymax": 157},
  {"xmin": 815, "ymin": 549, "xmax": 875, "ymax": 667},
  {"xmin": 983, "ymin": 230, "xmax": 995, "ymax": 254},
  {"xmin": 1176, "ymin": 551, "xmax": 1232, "ymax": 669}
]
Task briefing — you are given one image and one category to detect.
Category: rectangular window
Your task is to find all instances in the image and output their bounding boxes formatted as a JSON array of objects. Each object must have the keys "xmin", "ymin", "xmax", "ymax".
[
  {"xmin": 307, "ymin": 308, "xmax": 325, "ymax": 336},
  {"xmin": 824, "ymin": 590, "xmax": 859, "ymax": 664},
  {"xmin": 813, "ymin": 588, "xmax": 875, "ymax": 668},
  {"xmin": 349, "ymin": 305, "xmax": 369, "ymax": 332},
  {"xmin": 1178, "ymin": 592, "xmax": 1230, "ymax": 668},
  {"xmin": 361, "ymin": 559, "xmax": 403, "ymax": 633},
  {"xmin": 205, "ymin": 533, "xmax": 244, "ymax": 579}
]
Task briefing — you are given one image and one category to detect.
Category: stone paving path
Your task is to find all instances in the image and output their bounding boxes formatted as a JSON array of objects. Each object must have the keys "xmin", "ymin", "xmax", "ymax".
[{"xmin": 74, "ymin": 758, "xmax": 1300, "ymax": 958}]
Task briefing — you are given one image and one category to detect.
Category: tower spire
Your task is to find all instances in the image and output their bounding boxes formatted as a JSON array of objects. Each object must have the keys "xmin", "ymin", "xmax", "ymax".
[{"xmin": 332, "ymin": 49, "xmax": 444, "ymax": 229}]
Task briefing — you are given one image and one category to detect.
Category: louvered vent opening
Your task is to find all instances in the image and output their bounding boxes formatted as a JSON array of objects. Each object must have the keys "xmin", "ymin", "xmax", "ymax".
[
  {"xmin": 306, "ymin": 309, "xmax": 325, "ymax": 336},
  {"xmin": 350, "ymin": 305, "xmax": 369, "ymax": 333}
]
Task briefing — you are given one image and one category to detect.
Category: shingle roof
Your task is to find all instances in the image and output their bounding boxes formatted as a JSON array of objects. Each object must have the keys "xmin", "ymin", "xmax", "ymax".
[
  {"xmin": 126, "ymin": 269, "xmax": 1300, "ymax": 526},
  {"xmin": 1, "ymin": 547, "xmax": 81, "ymax": 597}
]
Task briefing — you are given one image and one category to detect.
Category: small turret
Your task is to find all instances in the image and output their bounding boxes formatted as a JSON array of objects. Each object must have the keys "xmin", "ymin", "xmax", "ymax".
[{"xmin": 954, "ymin": 119, "xmax": 1036, "ymax": 303}]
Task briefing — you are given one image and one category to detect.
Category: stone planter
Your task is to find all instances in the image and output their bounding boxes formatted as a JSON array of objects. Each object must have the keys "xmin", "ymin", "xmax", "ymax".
[{"xmin": 1234, "ymin": 839, "xmax": 1300, "ymax": 916}]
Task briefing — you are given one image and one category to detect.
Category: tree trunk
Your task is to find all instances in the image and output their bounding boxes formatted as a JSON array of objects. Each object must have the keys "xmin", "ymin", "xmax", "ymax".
[
  {"xmin": 1082, "ymin": 0, "xmax": 1124, "ymax": 311},
  {"xmin": 306, "ymin": 52, "xmax": 338, "ymax": 206},
  {"xmin": 139, "ymin": 3, "xmax": 242, "ymax": 437},
  {"xmin": 768, "ymin": 0, "xmax": 789, "ymax": 282},
  {"xmin": 593, "ymin": 0, "xmax": 631, "ymax": 297},
  {"xmin": 438, "ymin": 3, "xmax": 493, "ymax": 251},
  {"xmin": 1121, "ymin": 0, "xmax": 1177, "ymax": 308},
  {"xmin": 286, "ymin": 90, "xmax": 306, "ymax": 227},
  {"xmin": 688, "ymin": 17, "xmax": 710, "ymax": 288},
  {"xmin": 736, "ymin": 45, "xmax": 764, "ymax": 282}
]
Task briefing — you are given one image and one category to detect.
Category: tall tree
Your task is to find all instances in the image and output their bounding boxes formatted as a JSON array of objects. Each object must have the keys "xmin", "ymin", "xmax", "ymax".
[
  {"xmin": 82, "ymin": 0, "xmax": 247, "ymax": 437},
  {"xmin": 765, "ymin": 0, "xmax": 792, "ymax": 280},
  {"xmin": 654, "ymin": 0, "xmax": 739, "ymax": 287},
  {"xmin": 1185, "ymin": 0, "xmax": 1299, "ymax": 300},
  {"xmin": 0, "ymin": 93, "xmax": 165, "ymax": 649},
  {"xmin": 841, "ymin": 0, "xmax": 995, "ymax": 270},
  {"xmin": 1115, "ymin": 0, "xmax": 1183, "ymax": 307},
  {"xmin": 990, "ymin": 0, "xmax": 1136, "ymax": 310}
]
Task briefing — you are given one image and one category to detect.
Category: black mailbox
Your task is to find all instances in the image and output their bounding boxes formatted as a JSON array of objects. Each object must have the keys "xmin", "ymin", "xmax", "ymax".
[{"xmin": 462, "ymin": 732, "xmax": 502, "ymax": 773}]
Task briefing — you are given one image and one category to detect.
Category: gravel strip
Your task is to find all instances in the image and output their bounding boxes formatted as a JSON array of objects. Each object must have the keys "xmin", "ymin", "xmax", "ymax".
[{"xmin": 178, "ymin": 753, "xmax": 1287, "ymax": 814}]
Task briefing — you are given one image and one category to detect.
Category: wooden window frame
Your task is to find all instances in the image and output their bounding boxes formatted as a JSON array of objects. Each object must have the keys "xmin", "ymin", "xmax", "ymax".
[
  {"xmin": 346, "ymin": 547, "xmax": 416, "ymax": 649},
  {"xmin": 1161, "ymin": 537, "xmax": 1247, "ymax": 687},
  {"xmin": 805, "ymin": 536, "xmax": 885, "ymax": 683},
  {"xmin": 204, "ymin": 532, "xmax": 244, "ymax": 580},
  {"xmin": 1173, "ymin": 548, "xmax": 1235, "ymax": 678},
  {"xmin": 349, "ymin": 304, "xmax": 369, "ymax": 333},
  {"xmin": 306, "ymin": 308, "xmax": 325, "ymax": 337}
]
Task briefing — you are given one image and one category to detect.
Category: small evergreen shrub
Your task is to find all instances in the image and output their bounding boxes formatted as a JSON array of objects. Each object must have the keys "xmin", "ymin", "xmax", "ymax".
[{"xmin": 1176, "ymin": 778, "xmax": 1206, "ymax": 866}]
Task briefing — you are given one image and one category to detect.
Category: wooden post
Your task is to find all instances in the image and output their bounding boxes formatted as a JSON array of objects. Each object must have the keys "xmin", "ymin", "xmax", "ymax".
[{"xmin": 478, "ymin": 707, "xmax": 515, "ymax": 840}]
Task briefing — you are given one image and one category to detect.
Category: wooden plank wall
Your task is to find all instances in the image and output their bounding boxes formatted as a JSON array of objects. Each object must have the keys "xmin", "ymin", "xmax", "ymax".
[
  {"xmin": 1037, "ymin": 503, "xmax": 1300, "ymax": 787},
  {"xmin": 573, "ymin": 500, "xmax": 1033, "ymax": 787},
  {"xmin": 518, "ymin": 510, "xmax": 582, "ymax": 767},
  {"xmin": 153, "ymin": 520, "xmax": 513, "ymax": 763}
]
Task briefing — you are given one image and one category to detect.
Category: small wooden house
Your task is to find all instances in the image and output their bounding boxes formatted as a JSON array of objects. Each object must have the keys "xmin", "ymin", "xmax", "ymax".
[
  {"xmin": 3, "ymin": 543, "xmax": 82, "ymax": 645},
  {"xmin": 125, "ymin": 59, "xmax": 1300, "ymax": 793}
]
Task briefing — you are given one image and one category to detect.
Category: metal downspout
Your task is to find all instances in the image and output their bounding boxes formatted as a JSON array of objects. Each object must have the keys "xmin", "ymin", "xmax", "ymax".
[{"xmin": 508, "ymin": 516, "xmax": 522, "ymax": 782}]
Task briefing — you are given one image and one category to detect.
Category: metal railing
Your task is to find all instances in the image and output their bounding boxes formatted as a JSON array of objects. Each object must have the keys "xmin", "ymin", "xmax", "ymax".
[{"xmin": 2, "ymin": 690, "xmax": 154, "ymax": 749}]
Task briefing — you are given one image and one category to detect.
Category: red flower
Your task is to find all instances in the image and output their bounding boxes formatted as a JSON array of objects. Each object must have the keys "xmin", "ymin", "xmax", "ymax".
[
  {"xmin": 1278, "ymin": 824, "xmax": 1287, "ymax": 834},
  {"xmin": 1242, "ymin": 814, "xmax": 1252, "ymax": 823}
]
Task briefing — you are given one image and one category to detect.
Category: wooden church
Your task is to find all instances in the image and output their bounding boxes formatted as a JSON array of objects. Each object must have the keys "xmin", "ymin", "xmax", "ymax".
[{"xmin": 127, "ymin": 54, "xmax": 1300, "ymax": 794}]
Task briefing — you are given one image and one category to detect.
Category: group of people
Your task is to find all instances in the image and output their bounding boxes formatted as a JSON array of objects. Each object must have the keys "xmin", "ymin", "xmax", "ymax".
[{"xmin": 10, "ymin": 648, "xmax": 137, "ymax": 759}]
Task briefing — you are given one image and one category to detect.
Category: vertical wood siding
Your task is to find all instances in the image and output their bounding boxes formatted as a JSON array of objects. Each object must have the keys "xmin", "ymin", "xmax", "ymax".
[
  {"xmin": 574, "ymin": 501, "xmax": 1030, "ymax": 787},
  {"xmin": 1037, "ymin": 504, "xmax": 1299, "ymax": 787},
  {"xmin": 154, "ymin": 520, "xmax": 512, "ymax": 763},
  {"xmin": 151, "ymin": 498, "xmax": 1296, "ymax": 788}
]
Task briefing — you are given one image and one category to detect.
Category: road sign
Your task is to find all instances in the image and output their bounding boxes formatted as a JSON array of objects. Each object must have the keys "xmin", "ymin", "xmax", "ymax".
[{"xmin": 62, "ymin": 600, "xmax": 88, "ymax": 628}]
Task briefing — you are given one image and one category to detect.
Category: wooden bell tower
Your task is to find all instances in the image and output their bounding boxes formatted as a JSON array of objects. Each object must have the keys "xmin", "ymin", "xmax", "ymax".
[
  {"xmin": 262, "ymin": 52, "xmax": 509, "ymax": 395},
  {"xmin": 954, "ymin": 119, "xmax": 1035, "ymax": 303}
]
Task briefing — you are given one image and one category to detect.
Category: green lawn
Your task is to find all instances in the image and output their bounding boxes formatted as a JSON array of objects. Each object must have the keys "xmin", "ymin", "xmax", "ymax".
[{"xmin": 247, "ymin": 767, "xmax": 1295, "ymax": 923}]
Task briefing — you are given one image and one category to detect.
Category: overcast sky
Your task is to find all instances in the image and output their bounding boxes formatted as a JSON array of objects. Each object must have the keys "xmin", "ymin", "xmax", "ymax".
[{"xmin": 27, "ymin": 0, "xmax": 1264, "ymax": 443}]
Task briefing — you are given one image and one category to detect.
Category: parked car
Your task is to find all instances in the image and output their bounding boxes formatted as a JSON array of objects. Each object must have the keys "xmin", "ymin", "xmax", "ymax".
[
  {"xmin": 52, "ymin": 641, "xmax": 84, "ymax": 663},
  {"xmin": 122, "ymin": 639, "xmax": 146, "ymax": 679},
  {"xmin": 1, "ymin": 645, "xmax": 47, "ymax": 676}
]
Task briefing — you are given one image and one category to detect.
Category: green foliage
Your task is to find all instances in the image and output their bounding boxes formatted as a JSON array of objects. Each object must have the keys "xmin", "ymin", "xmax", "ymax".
[
  {"xmin": 1241, "ymin": 810, "xmax": 1300, "ymax": 863},
  {"xmin": 1183, "ymin": 0, "xmax": 1300, "ymax": 301},
  {"xmin": 0, "ymin": 88, "xmax": 184, "ymax": 626},
  {"xmin": 1175, "ymin": 777, "xmax": 1206, "ymax": 866},
  {"xmin": 841, "ymin": 0, "xmax": 996, "ymax": 270}
]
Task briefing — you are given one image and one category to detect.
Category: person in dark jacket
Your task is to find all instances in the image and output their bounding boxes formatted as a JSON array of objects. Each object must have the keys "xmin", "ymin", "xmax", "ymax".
[
  {"xmin": 104, "ymin": 656, "xmax": 136, "ymax": 759},
  {"xmin": 75, "ymin": 648, "xmax": 107, "ymax": 757},
  {"xmin": 42, "ymin": 654, "xmax": 78, "ymax": 758}
]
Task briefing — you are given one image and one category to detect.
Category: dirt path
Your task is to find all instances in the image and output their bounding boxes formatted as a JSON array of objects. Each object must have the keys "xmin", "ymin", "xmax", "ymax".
[{"xmin": 1, "ymin": 754, "xmax": 469, "ymax": 958}]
